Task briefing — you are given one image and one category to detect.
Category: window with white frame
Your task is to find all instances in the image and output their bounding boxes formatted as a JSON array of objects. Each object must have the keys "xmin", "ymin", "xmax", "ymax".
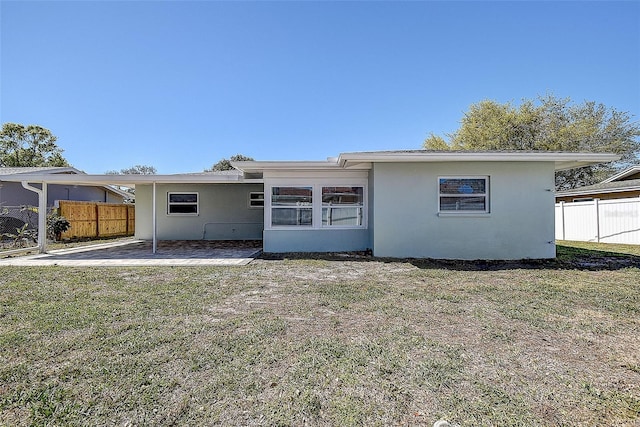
[
  {"xmin": 271, "ymin": 187, "xmax": 313, "ymax": 226},
  {"xmin": 167, "ymin": 192, "xmax": 199, "ymax": 215},
  {"xmin": 249, "ymin": 192, "xmax": 264, "ymax": 208},
  {"xmin": 438, "ymin": 177, "xmax": 489, "ymax": 213},
  {"xmin": 322, "ymin": 186, "xmax": 364, "ymax": 226}
]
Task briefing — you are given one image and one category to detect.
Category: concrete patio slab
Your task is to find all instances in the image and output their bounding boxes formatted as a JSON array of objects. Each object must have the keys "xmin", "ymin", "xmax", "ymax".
[{"xmin": 0, "ymin": 240, "xmax": 262, "ymax": 266}]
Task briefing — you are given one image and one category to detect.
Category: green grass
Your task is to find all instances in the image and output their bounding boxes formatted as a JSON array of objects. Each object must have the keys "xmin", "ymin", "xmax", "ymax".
[
  {"xmin": 1, "ymin": 243, "xmax": 639, "ymax": 426},
  {"xmin": 557, "ymin": 239, "xmax": 640, "ymax": 258}
]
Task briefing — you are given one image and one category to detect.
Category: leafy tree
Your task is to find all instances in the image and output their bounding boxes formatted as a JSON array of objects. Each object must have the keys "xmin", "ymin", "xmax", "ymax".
[
  {"xmin": 0, "ymin": 123, "xmax": 70, "ymax": 167},
  {"xmin": 206, "ymin": 154, "xmax": 254, "ymax": 172},
  {"xmin": 104, "ymin": 165, "xmax": 156, "ymax": 199},
  {"xmin": 423, "ymin": 95, "xmax": 640, "ymax": 189},
  {"xmin": 106, "ymin": 164, "xmax": 157, "ymax": 175}
]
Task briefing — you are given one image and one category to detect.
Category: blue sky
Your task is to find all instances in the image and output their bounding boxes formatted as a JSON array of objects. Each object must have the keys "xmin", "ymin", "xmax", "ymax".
[{"xmin": 1, "ymin": 1, "xmax": 639, "ymax": 174}]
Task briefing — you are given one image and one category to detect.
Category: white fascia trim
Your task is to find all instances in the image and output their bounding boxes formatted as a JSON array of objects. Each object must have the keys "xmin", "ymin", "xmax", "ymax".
[
  {"xmin": 0, "ymin": 173, "xmax": 261, "ymax": 186},
  {"xmin": 231, "ymin": 160, "xmax": 345, "ymax": 173},
  {"xmin": 337, "ymin": 152, "xmax": 620, "ymax": 170}
]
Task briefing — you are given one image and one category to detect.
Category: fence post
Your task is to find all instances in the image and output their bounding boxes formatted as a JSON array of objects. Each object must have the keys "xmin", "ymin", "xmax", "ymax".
[
  {"xmin": 559, "ymin": 201, "xmax": 565, "ymax": 241},
  {"xmin": 595, "ymin": 198, "xmax": 600, "ymax": 243},
  {"xmin": 95, "ymin": 204, "xmax": 100, "ymax": 237}
]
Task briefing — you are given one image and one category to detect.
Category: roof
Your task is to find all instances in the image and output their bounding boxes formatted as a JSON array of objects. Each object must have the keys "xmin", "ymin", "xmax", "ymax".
[
  {"xmin": 0, "ymin": 150, "xmax": 620, "ymax": 185},
  {"xmin": 555, "ymin": 178, "xmax": 640, "ymax": 197},
  {"xmin": 0, "ymin": 171, "xmax": 260, "ymax": 186},
  {"xmin": 335, "ymin": 150, "xmax": 620, "ymax": 171},
  {"xmin": 233, "ymin": 150, "xmax": 620, "ymax": 173},
  {"xmin": 0, "ymin": 166, "xmax": 81, "ymax": 175},
  {"xmin": 176, "ymin": 170, "xmax": 243, "ymax": 176},
  {"xmin": 601, "ymin": 165, "xmax": 640, "ymax": 183}
]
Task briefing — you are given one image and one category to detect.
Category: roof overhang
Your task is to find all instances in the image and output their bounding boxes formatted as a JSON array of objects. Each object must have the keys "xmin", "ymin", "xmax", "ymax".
[
  {"xmin": 0, "ymin": 173, "xmax": 262, "ymax": 186},
  {"xmin": 231, "ymin": 160, "xmax": 347, "ymax": 174},
  {"xmin": 336, "ymin": 151, "xmax": 621, "ymax": 171}
]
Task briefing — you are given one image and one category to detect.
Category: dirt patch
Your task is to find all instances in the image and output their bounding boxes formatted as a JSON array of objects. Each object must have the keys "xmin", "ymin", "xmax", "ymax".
[{"xmin": 259, "ymin": 248, "xmax": 640, "ymax": 271}]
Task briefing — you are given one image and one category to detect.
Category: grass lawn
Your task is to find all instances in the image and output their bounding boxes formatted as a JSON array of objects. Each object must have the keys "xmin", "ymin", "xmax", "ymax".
[{"xmin": 1, "ymin": 243, "xmax": 639, "ymax": 426}]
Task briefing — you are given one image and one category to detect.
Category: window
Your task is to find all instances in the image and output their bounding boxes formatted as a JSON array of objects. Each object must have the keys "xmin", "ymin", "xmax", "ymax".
[
  {"xmin": 438, "ymin": 177, "xmax": 489, "ymax": 213},
  {"xmin": 322, "ymin": 186, "xmax": 364, "ymax": 226},
  {"xmin": 167, "ymin": 192, "xmax": 199, "ymax": 215},
  {"xmin": 249, "ymin": 192, "xmax": 264, "ymax": 208},
  {"xmin": 271, "ymin": 187, "xmax": 312, "ymax": 226}
]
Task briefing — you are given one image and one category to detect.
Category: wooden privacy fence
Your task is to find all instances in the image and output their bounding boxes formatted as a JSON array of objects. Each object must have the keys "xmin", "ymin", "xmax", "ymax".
[{"xmin": 58, "ymin": 201, "xmax": 135, "ymax": 239}]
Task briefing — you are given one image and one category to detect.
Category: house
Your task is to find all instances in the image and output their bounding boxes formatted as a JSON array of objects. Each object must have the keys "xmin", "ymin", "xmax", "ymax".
[
  {"xmin": 0, "ymin": 150, "xmax": 619, "ymax": 259},
  {"xmin": 0, "ymin": 167, "xmax": 130, "ymax": 207},
  {"xmin": 0, "ymin": 167, "xmax": 130, "ymax": 235},
  {"xmin": 555, "ymin": 165, "xmax": 640, "ymax": 203}
]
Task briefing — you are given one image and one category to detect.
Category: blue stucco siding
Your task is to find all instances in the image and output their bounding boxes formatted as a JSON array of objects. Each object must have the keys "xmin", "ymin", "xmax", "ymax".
[
  {"xmin": 263, "ymin": 229, "xmax": 370, "ymax": 253},
  {"xmin": 135, "ymin": 183, "xmax": 264, "ymax": 240}
]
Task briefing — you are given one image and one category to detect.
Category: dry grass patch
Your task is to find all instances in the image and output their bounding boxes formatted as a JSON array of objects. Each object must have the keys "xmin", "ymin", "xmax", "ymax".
[{"xmin": 1, "ymin": 246, "xmax": 639, "ymax": 426}]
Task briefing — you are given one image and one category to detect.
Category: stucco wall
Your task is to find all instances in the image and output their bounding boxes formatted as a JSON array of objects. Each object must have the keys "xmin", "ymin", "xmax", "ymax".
[
  {"xmin": 262, "ymin": 172, "xmax": 370, "ymax": 253},
  {"xmin": 135, "ymin": 183, "xmax": 264, "ymax": 240},
  {"xmin": 263, "ymin": 229, "xmax": 370, "ymax": 252},
  {"xmin": 372, "ymin": 162, "xmax": 557, "ymax": 260}
]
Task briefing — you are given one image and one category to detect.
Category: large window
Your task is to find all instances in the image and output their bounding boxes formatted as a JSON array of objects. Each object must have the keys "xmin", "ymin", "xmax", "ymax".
[
  {"xmin": 438, "ymin": 177, "xmax": 489, "ymax": 213},
  {"xmin": 268, "ymin": 183, "xmax": 367, "ymax": 228},
  {"xmin": 271, "ymin": 187, "xmax": 313, "ymax": 226},
  {"xmin": 322, "ymin": 186, "xmax": 364, "ymax": 226},
  {"xmin": 167, "ymin": 192, "xmax": 199, "ymax": 215}
]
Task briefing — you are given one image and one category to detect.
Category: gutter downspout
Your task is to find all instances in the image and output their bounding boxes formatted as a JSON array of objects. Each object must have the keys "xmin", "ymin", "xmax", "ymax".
[{"xmin": 21, "ymin": 181, "xmax": 48, "ymax": 253}]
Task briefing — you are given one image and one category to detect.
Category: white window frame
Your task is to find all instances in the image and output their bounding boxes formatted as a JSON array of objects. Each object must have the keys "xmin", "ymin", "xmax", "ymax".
[
  {"xmin": 270, "ymin": 185, "xmax": 314, "ymax": 228},
  {"xmin": 438, "ymin": 176, "xmax": 489, "ymax": 215},
  {"xmin": 321, "ymin": 186, "xmax": 365, "ymax": 228},
  {"xmin": 249, "ymin": 191, "xmax": 264, "ymax": 208},
  {"xmin": 266, "ymin": 181, "xmax": 367, "ymax": 230},
  {"xmin": 167, "ymin": 192, "xmax": 199, "ymax": 216}
]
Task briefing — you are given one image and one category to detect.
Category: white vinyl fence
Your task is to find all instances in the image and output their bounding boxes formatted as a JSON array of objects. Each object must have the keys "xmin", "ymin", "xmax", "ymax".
[{"xmin": 555, "ymin": 197, "xmax": 640, "ymax": 244}]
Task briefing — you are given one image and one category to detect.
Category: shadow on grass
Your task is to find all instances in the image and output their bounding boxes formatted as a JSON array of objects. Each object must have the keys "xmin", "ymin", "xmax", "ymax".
[{"xmin": 259, "ymin": 244, "xmax": 640, "ymax": 272}]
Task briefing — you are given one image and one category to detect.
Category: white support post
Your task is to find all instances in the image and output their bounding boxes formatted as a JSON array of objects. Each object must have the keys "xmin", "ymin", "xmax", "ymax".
[
  {"xmin": 152, "ymin": 181, "xmax": 157, "ymax": 254},
  {"xmin": 21, "ymin": 181, "xmax": 48, "ymax": 253},
  {"xmin": 40, "ymin": 182, "xmax": 47, "ymax": 253}
]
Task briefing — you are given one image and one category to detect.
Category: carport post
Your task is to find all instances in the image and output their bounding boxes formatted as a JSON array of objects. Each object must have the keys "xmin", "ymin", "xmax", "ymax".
[
  {"xmin": 39, "ymin": 182, "xmax": 47, "ymax": 253},
  {"xmin": 20, "ymin": 181, "xmax": 47, "ymax": 253},
  {"xmin": 152, "ymin": 181, "xmax": 157, "ymax": 254}
]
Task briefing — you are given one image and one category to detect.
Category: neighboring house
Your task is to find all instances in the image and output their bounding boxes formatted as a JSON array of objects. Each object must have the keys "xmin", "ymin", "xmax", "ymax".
[
  {"xmin": 0, "ymin": 150, "xmax": 618, "ymax": 259},
  {"xmin": 0, "ymin": 167, "xmax": 130, "ymax": 207},
  {"xmin": 555, "ymin": 165, "xmax": 640, "ymax": 203}
]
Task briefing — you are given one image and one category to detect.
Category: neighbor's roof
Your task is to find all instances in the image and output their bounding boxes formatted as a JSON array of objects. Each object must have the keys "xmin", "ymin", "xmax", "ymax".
[
  {"xmin": 0, "ymin": 166, "xmax": 81, "ymax": 175},
  {"xmin": 0, "ymin": 166, "xmax": 135, "ymax": 199},
  {"xmin": 601, "ymin": 165, "xmax": 640, "ymax": 183},
  {"xmin": 555, "ymin": 178, "xmax": 640, "ymax": 197}
]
